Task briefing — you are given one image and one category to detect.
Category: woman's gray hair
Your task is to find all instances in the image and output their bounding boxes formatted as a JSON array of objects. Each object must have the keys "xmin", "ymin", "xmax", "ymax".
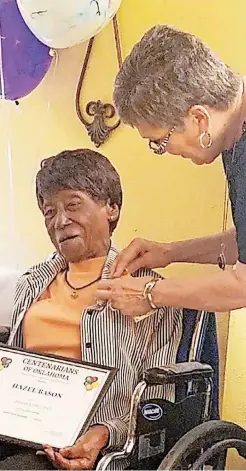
[
  {"xmin": 36, "ymin": 149, "xmax": 123, "ymax": 234},
  {"xmin": 113, "ymin": 25, "xmax": 241, "ymax": 129}
]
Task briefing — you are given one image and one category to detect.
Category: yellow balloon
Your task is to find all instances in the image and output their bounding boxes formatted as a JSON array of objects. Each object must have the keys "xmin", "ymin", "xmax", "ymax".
[{"xmin": 92, "ymin": 381, "xmax": 100, "ymax": 388}]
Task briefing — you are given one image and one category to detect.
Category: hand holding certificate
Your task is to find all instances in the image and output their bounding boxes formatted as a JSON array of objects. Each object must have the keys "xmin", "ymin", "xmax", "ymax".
[
  {"xmin": 42, "ymin": 425, "xmax": 109, "ymax": 469},
  {"xmin": 0, "ymin": 345, "xmax": 116, "ymax": 450}
]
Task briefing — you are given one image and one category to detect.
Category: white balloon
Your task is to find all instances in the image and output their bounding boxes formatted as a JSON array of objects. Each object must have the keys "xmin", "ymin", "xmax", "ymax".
[{"xmin": 16, "ymin": 0, "xmax": 123, "ymax": 49}]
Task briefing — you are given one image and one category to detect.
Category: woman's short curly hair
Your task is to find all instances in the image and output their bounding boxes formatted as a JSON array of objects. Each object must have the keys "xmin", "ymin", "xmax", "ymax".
[
  {"xmin": 114, "ymin": 24, "xmax": 240, "ymax": 129},
  {"xmin": 36, "ymin": 148, "xmax": 123, "ymax": 233}
]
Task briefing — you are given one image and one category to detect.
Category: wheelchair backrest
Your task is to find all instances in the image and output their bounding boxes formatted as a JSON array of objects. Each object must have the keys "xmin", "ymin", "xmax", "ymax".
[
  {"xmin": 177, "ymin": 309, "xmax": 219, "ymax": 419},
  {"xmin": 130, "ymin": 309, "xmax": 219, "ymax": 470},
  {"xmin": 132, "ymin": 392, "xmax": 208, "ymax": 469}
]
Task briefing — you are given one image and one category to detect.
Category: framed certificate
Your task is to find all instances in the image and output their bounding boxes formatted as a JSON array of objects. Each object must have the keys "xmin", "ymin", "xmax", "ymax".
[{"xmin": 0, "ymin": 344, "xmax": 117, "ymax": 449}]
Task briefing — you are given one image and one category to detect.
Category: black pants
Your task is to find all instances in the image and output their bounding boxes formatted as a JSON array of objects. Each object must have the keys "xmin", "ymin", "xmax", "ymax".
[
  {"xmin": 0, "ymin": 442, "xmax": 54, "ymax": 470},
  {"xmin": 0, "ymin": 442, "xmax": 104, "ymax": 470}
]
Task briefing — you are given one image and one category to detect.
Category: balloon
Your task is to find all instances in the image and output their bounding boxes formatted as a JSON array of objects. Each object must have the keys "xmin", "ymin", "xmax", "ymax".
[
  {"xmin": 0, "ymin": 0, "xmax": 52, "ymax": 100},
  {"xmin": 16, "ymin": 0, "xmax": 123, "ymax": 49}
]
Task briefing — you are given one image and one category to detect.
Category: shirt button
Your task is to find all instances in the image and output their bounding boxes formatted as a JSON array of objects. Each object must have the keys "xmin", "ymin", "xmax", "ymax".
[{"xmin": 86, "ymin": 342, "xmax": 91, "ymax": 348}]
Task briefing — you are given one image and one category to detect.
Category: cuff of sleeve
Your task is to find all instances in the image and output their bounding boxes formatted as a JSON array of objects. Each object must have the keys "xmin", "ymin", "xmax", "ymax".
[{"xmin": 96, "ymin": 418, "xmax": 128, "ymax": 451}]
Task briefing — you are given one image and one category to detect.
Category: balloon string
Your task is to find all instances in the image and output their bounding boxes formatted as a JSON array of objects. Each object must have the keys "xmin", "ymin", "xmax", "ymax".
[
  {"xmin": 0, "ymin": 31, "xmax": 15, "ymax": 244},
  {"xmin": 46, "ymin": 48, "xmax": 59, "ymax": 112},
  {"xmin": 0, "ymin": 32, "xmax": 5, "ymax": 100},
  {"xmin": 29, "ymin": 49, "xmax": 58, "ymax": 189},
  {"xmin": 6, "ymin": 137, "xmax": 15, "ymax": 241}
]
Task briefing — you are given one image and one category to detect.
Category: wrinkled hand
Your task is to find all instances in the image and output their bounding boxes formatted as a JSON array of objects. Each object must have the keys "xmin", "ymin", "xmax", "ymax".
[
  {"xmin": 96, "ymin": 276, "xmax": 152, "ymax": 317},
  {"xmin": 110, "ymin": 238, "xmax": 173, "ymax": 278},
  {"xmin": 43, "ymin": 425, "xmax": 109, "ymax": 470}
]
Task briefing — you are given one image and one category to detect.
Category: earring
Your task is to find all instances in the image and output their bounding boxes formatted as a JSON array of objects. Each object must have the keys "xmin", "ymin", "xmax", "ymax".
[
  {"xmin": 199, "ymin": 131, "xmax": 212, "ymax": 149},
  {"xmin": 109, "ymin": 216, "xmax": 114, "ymax": 222}
]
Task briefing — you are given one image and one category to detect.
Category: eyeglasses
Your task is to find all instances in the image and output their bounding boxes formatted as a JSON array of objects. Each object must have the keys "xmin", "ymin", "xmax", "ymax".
[{"xmin": 148, "ymin": 127, "xmax": 175, "ymax": 155}]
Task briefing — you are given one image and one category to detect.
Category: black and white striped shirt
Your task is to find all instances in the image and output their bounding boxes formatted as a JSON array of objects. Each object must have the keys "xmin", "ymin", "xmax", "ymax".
[{"xmin": 8, "ymin": 245, "xmax": 182, "ymax": 469}]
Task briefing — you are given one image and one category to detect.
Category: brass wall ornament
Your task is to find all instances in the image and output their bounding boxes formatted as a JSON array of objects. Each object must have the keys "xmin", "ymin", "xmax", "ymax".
[{"xmin": 75, "ymin": 16, "xmax": 123, "ymax": 147}]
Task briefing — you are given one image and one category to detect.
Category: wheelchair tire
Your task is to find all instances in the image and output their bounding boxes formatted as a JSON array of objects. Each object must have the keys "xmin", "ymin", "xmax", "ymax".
[{"xmin": 158, "ymin": 419, "xmax": 246, "ymax": 470}]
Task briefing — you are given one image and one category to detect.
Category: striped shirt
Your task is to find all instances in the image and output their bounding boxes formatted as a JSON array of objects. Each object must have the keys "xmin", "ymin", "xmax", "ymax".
[{"xmin": 8, "ymin": 245, "xmax": 182, "ymax": 469}]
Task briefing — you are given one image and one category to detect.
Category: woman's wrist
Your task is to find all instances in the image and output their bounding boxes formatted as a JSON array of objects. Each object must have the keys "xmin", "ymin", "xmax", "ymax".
[
  {"xmin": 162, "ymin": 241, "xmax": 185, "ymax": 264},
  {"xmin": 151, "ymin": 279, "xmax": 166, "ymax": 308},
  {"xmin": 164, "ymin": 230, "xmax": 238, "ymax": 266},
  {"xmin": 163, "ymin": 238, "xmax": 215, "ymax": 265}
]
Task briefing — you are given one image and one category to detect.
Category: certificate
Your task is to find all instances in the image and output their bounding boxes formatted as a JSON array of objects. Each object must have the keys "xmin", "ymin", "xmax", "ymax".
[{"xmin": 0, "ymin": 345, "xmax": 116, "ymax": 449}]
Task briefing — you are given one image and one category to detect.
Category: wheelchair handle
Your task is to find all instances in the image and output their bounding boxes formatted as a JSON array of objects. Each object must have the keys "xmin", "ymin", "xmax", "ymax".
[{"xmin": 143, "ymin": 361, "xmax": 213, "ymax": 386}]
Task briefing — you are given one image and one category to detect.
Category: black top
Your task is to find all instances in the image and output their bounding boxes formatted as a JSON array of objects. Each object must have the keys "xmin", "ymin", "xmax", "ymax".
[{"xmin": 222, "ymin": 125, "xmax": 246, "ymax": 264}]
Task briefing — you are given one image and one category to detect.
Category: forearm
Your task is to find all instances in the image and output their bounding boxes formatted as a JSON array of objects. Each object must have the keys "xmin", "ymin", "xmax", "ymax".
[
  {"xmin": 169, "ymin": 228, "xmax": 237, "ymax": 266},
  {"xmin": 153, "ymin": 264, "xmax": 246, "ymax": 312},
  {"xmin": 95, "ymin": 414, "xmax": 129, "ymax": 450}
]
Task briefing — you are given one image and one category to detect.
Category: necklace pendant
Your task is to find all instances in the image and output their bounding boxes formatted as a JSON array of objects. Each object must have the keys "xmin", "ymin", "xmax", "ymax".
[{"xmin": 70, "ymin": 290, "xmax": 79, "ymax": 300}]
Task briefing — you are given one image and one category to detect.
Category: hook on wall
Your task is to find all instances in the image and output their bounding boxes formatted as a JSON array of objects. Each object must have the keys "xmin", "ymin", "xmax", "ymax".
[{"xmin": 75, "ymin": 16, "xmax": 122, "ymax": 147}]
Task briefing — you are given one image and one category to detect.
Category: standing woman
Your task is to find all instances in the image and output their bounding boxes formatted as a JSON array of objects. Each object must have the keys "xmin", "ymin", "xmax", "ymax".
[{"xmin": 97, "ymin": 25, "xmax": 246, "ymax": 316}]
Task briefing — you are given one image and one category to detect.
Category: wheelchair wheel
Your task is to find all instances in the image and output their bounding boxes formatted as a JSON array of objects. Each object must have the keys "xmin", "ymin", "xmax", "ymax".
[{"xmin": 158, "ymin": 420, "xmax": 246, "ymax": 470}]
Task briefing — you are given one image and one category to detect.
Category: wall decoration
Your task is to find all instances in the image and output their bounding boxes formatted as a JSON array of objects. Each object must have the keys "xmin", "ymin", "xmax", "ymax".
[{"xmin": 76, "ymin": 15, "xmax": 122, "ymax": 147}]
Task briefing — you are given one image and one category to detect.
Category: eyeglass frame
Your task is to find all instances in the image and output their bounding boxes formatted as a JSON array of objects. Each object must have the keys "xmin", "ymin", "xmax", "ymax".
[{"xmin": 148, "ymin": 127, "xmax": 175, "ymax": 155}]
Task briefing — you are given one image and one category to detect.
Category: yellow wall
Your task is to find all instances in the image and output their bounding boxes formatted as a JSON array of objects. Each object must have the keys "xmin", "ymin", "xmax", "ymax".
[
  {"xmin": 0, "ymin": 0, "xmax": 245, "ymax": 462},
  {"xmin": 223, "ymin": 308, "xmax": 246, "ymax": 469},
  {"xmin": 1, "ymin": 0, "xmax": 245, "ymax": 270}
]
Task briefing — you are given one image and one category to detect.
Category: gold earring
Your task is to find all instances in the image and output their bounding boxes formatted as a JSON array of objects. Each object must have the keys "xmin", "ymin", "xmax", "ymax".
[{"xmin": 199, "ymin": 131, "xmax": 212, "ymax": 149}]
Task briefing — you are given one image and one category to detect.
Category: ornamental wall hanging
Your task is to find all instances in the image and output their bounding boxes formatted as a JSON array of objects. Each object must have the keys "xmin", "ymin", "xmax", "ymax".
[{"xmin": 75, "ymin": 15, "xmax": 123, "ymax": 148}]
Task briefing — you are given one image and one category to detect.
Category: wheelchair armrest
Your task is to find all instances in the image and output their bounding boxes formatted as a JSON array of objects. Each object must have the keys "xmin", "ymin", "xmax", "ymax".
[
  {"xmin": 143, "ymin": 361, "xmax": 213, "ymax": 386},
  {"xmin": 0, "ymin": 326, "xmax": 10, "ymax": 344}
]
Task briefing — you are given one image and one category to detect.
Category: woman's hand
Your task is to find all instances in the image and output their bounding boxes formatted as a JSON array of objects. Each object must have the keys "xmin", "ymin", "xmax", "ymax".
[
  {"xmin": 96, "ymin": 276, "xmax": 153, "ymax": 317},
  {"xmin": 110, "ymin": 238, "xmax": 173, "ymax": 278},
  {"xmin": 43, "ymin": 425, "xmax": 109, "ymax": 470}
]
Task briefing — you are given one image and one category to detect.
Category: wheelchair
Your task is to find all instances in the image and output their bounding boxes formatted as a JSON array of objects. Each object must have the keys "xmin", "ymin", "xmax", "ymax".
[
  {"xmin": 1, "ymin": 311, "xmax": 246, "ymax": 470},
  {"xmin": 96, "ymin": 310, "xmax": 246, "ymax": 470}
]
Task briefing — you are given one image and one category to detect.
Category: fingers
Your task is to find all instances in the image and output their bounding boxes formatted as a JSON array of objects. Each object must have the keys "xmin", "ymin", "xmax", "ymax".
[
  {"xmin": 96, "ymin": 279, "xmax": 124, "ymax": 304},
  {"xmin": 111, "ymin": 252, "xmax": 135, "ymax": 278},
  {"xmin": 96, "ymin": 287, "xmax": 112, "ymax": 302},
  {"xmin": 44, "ymin": 447, "xmax": 56, "ymax": 462},
  {"xmin": 42, "ymin": 428, "xmax": 103, "ymax": 470},
  {"xmin": 59, "ymin": 443, "xmax": 82, "ymax": 459},
  {"xmin": 58, "ymin": 446, "xmax": 72, "ymax": 459},
  {"xmin": 126, "ymin": 254, "xmax": 150, "ymax": 275},
  {"xmin": 44, "ymin": 449, "xmax": 93, "ymax": 470},
  {"xmin": 58, "ymin": 442, "xmax": 97, "ymax": 470},
  {"xmin": 111, "ymin": 239, "xmax": 146, "ymax": 278},
  {"xmin": 51, "ymin": 451, "xmax": 65, "ymax": 469},
  {"xmin": 96, "ymin": 280, "xmax": 114, "ymax": 302},
  {"xmin": 43, "ymin": 447, "xmax": 61, "ymax": 469},
  {"xmin": 59, "ymin": 440, "xmax": 92, "ymax": 461},
  {"xmin": 54, "ymin": 452, "xmax": 92, "ymax": 470},
  {"xmin": 97, "ymin": 280, "xmax": 114, "ymax": 290},
  {"xmin": 110, "ymin": 258, "xmax": 119, "ymax": 277}
]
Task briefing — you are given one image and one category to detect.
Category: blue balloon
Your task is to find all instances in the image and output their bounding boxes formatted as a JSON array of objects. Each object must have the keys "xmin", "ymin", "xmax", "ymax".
[{"xmin": 0, "ymin": 0, "xmax": 52, "ymax": 100}]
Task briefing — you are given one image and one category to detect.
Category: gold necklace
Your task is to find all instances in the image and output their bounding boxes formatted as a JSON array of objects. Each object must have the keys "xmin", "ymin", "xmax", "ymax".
[{"xmin": 64, "ymin": 270, "xmax": 101, "ymax": 300}]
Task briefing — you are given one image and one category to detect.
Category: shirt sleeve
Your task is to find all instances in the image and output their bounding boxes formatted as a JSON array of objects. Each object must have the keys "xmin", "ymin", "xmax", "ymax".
[
  {"xmin": 0, "ymin": 268, "xmax": 19, "ymax": 326},
  {"xmin": 229, "ymin": 147, "xmax": 246, "ymax": 264},
  {"xmin": 96, "ymin": 414, "xmax": 129, "ymax": 450}
]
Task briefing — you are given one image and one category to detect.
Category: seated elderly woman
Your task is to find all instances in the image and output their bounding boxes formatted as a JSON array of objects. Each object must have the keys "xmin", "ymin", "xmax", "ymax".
[{"xmin": 1, "ymin": 149, "xmax": 182, "ymax": 470}]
